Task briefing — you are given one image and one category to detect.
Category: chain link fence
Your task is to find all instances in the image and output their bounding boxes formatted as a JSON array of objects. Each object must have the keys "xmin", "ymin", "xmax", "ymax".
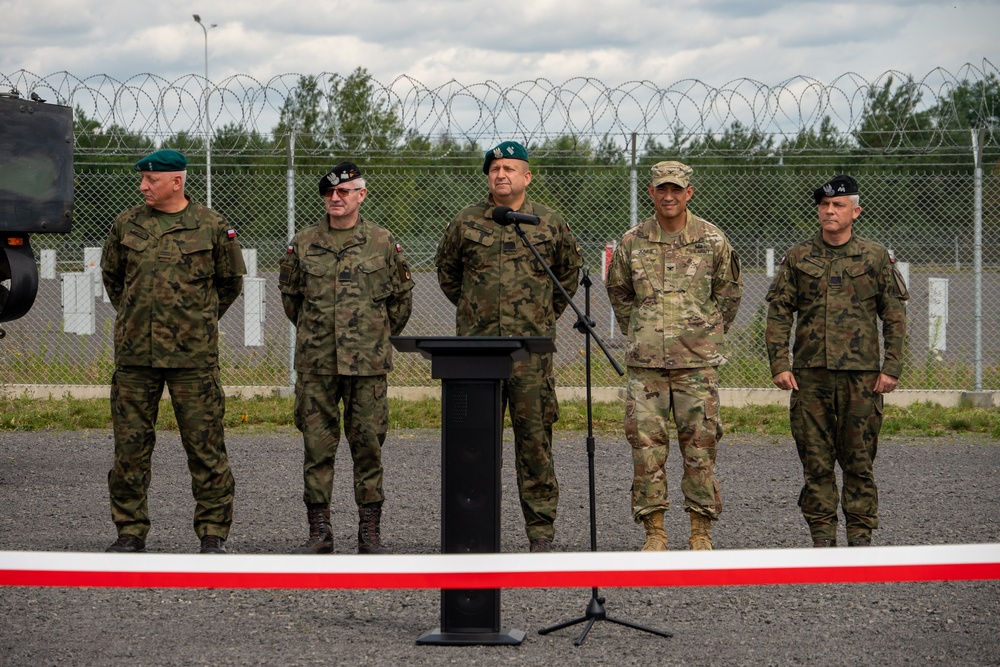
[{"xmin": 2, "ymin": 66, "xmax": 998, "ymax": 391}]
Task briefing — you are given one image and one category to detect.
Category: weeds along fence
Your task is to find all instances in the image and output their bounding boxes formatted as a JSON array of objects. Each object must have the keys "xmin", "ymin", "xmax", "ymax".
[{"xmin": 1, "ymin": 64, "xmax": 998, "ymax": 391}]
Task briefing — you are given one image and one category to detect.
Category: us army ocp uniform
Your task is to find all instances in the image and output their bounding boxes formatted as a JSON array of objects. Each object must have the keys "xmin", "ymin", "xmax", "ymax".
[{"xmin": 606, "ymin": 210, "xmax": 743, "ymax": 524}]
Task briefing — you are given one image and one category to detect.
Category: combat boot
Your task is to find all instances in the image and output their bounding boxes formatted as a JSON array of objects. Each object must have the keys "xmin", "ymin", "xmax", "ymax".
[
  {"xmin": 689, "ymin": 512, "xmax": 713, "ymax": 551},
  {"xmin": 640, "ymin": 511, "xmax": 668, "ymax": 551},
  {"xmin": 358, "ymin": 502, "xmax": 389, "ymax": 554},
  {"xmin": 294, "ymin": 503, "xmax": 333, "ymax": 554}
]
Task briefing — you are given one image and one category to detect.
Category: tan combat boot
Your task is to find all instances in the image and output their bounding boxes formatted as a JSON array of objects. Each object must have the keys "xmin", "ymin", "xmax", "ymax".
[
  {"xmin": 293, "ymin": 504, "xmax": 333, "ymax": 554},
  {"xmin": 689, "ymin": 513, "xmax": 713, "ymax": 551},
  {"xmin": 640, "ymin": 511, "xmax": 668, "ymax": 551}
]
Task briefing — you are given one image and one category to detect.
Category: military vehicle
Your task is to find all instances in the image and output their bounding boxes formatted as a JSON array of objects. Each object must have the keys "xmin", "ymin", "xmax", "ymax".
[{"xmin": 0, "ymin": 91, "xmax": 74, "ymax": 338}]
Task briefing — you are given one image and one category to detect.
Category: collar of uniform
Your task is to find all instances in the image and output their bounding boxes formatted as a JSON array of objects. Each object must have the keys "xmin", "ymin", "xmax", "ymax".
[
  {"xmin": 484, "ymin": 196, "xmax": 535, "ymax": 225},
  {"xmin": 141, "ymin": 196, "xmax": 196, "ymax": 236},
  {"xmin": 319, "ymin": 215, "xmax": 367, "ymax": 249},
  {"xmin": 645, "ymin": 210, "xmax": 706, "ymax": 245},
  {"xmin": 811, "ymin": 229, "xmax": 861, "ymax": 257}
]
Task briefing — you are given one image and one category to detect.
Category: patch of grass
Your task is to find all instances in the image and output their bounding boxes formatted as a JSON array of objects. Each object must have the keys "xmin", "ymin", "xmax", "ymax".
[{"xmin": 1, "ymin": 393, "xmax": 997, "ymax": 438}]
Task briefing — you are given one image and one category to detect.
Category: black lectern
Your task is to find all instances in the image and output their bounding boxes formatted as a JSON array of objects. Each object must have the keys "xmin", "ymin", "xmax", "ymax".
[{"xmin": 390, "ymin": 336, "xmax": 555, "ymax": 646}]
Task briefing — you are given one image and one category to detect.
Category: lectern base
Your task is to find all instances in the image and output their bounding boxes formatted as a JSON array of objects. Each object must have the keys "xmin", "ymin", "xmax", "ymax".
[{"xmin": 416, "ymin": 627, "xmax": 527, "ymax": 646}]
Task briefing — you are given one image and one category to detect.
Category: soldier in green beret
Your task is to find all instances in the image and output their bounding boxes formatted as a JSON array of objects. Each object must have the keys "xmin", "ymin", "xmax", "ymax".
[
  {"xmin": 279, "ymin": 161, "xmax": 414, "ymax": 555},
  {"xmin": 606, "ymin": 161, "xmax": 743, "ymax": 552},
  {"xmin": 101, "ymin": 149, "xmax": 247, "ymax": 554},
  {"xmin": 435, "ymin": 140, "xmax": 583, "ymax": 552},
  {"xmin": 766, "ymin": 175, "xmax": 909, "ymax": 547}
]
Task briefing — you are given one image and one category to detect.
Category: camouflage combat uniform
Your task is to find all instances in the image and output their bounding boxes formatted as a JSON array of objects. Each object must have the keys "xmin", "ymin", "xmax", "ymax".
[
  {"xmin": 279, "ymin": 216, "xmax": 413, "ymax": 508},
  {"xmin": 606, "ymin": 211, "xmax": 742, "ymax": 523},
  {"xmin": 765, "ymin": 231, "xmax": 908, "ymax": 543},
  {"xmin": 100, "ymin": 197, "xmax": 246, "ymax": 541},
  {"xmin": 435, "ymin": 195, "xmax": 583, "ymax": 542}
]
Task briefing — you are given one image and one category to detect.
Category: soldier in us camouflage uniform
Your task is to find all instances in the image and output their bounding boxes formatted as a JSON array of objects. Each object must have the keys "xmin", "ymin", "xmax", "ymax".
[
  {"xmin": 766, "ymin": 175, "xmax": 908, "ymax": 548},
  {"xmin": 435, "ymin": 141, "xmax": 583, "ymax": 552},
  {"xmin": 100, "ymin": 149, "xmax": 246, "ymax": 555},
  {"xmin": 279, "ymin": 161, "xmax": 413, "ymax": 555},
  {"xmin": 607, "ymin": 161, "xmax": 743, "ymax": 552}
]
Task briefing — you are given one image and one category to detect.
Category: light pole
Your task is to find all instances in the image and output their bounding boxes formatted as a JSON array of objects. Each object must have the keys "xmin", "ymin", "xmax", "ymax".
[{"xmin": 193, "ymin": 14, "xmax": 216, "ymax": 207}]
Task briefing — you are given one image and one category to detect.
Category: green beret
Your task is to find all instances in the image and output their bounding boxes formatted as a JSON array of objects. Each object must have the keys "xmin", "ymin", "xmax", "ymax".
[
  {"xmin": 482, "ymin": 141, "xmax": 529, "ymax": 174},
  {"xmin": 134, "ymin": 149, "xmax": 187, "ymax": 172}
]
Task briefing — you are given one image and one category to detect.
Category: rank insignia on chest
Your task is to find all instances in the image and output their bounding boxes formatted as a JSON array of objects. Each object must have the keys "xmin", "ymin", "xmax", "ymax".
[
  {"xmin": 339, "ymin": 270, "xmax": 352, "ymax": 281},
  {"xmin": 227, "ymin": 229, "xmax": 237, "ymax": 239},
  {"xmin": 829, "ymin": 275, "xmax": 843, "ymax": 287},
  {"xmin": 503, "ymin": 240, "xmax": 516, "ymax": 253}
]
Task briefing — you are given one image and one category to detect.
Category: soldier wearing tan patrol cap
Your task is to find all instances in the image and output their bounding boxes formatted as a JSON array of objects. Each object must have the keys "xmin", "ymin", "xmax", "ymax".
[{"xmin": 606, "ymin": 160, "xmax": 743, "ymax": 552}]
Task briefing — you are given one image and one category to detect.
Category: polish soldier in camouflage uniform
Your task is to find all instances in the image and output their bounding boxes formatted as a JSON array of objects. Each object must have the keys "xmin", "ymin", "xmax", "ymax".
[
  {"xmin": 279, "ymin": 161, "xmax": 413, "ymax": 555},
  {"xmin": 435, "ymin": 141, "xmax": 583, "ymax": 552},
  {"xmin": 101, "ymin": 149, "xmax": 246, "ymax": 554},
  {"xmin": 766, "ymin": 175, "xmax": 909, "ymax": 548},
  {"xmin": 607, "ymin": 161, "xmax": 743, "ymax": 552}
]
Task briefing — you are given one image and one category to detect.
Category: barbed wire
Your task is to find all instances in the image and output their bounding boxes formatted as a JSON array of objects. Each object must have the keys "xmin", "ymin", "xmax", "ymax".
[{"xmin": 2, "ymin": 61, "xmax": 997, "ymax": 159}]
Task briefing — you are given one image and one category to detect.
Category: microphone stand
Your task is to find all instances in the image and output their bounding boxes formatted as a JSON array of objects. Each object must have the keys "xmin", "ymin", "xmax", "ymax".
[{"xmin": 507, "ymin": 221, "xmax": 672, "ymax": 646}]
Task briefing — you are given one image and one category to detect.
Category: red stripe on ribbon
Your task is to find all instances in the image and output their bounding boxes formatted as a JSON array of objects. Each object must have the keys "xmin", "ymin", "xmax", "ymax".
[{"xmin": 3, "ymin": 562, "xmax": 998, "ymax": 590}]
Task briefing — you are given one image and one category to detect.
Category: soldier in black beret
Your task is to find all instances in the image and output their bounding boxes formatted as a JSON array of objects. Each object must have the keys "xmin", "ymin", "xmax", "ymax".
[
  {"xmin": 281, "ymin": 160, "xmax": 414, "ymax": 555},
  {"xmin": 766, "ymin": 174, "xmax": 909, "ymax": 548}
]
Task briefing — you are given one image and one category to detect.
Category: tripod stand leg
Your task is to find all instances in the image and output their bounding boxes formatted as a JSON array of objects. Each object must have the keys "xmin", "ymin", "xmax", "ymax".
[
  {"xmin": 538, "ymin": 614, "xmax": 589, "ymax": 635},
  {"xmin": 603, "ymin": 615, "xmax": 674, "ymax": 639},
  {"xmin": 573, "ymin": 617, "xmax": 599, "ymax": 646}
]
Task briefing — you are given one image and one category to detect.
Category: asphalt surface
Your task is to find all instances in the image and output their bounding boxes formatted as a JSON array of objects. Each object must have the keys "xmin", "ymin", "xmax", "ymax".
[{"xmin": 1, "ymin": 427, "xmax": 998, "ymax": 666}]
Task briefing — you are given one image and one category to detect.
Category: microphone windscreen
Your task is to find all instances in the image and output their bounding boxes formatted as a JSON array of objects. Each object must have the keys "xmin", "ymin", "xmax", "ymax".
[{"xmin": 491, "ymin": 206, "xmax": 513, "ymax": 225}]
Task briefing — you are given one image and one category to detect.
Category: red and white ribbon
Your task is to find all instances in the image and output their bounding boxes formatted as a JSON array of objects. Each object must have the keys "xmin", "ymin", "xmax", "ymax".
[{"xmin": 2, "ymin": 544, "xmax": 997, "ymax": 590}]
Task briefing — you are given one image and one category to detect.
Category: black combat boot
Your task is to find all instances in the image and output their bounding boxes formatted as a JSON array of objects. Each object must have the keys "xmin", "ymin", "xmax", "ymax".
[
  {"xmin": 294, "ymin": 504, "xmax": 333, "ymax": 554},
  {"xmin": 358, "ymin": 502, "xmax": 389, "ymax": 554}
]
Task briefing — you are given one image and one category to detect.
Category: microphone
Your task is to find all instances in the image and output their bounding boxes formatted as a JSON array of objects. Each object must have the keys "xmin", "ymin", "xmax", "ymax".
[{"xmin": 491, "ymin": 205, "xmax": 541, "ymax": 226}]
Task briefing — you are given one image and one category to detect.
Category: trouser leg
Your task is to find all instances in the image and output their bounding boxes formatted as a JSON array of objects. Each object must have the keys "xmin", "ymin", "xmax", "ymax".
[
  {"xmin": 296, "ymin": 373, "xmax": 342, "ymax": 507},
  {"xmin": 624, "ymin": 366, "xmax": 671, "ymax": 522},
  {"xmin": 504, "ymin": 353, "xmax": 559, "ymax": 542},
  {"xmin": 167, "ymin": 367, "xmax": 234, "ymax": 540},
  {"xmin": 836, "ymin": 371, "xmax": 881, "ymax": 542},
  {"xmin": 108, "ymin": 366, "xmax": 163, "ymax": 540},
  {"xmin": 342, "ymin": 375, "xmax": 387, "ymax": 507},
  {"xmin": 791, "ymin": 368, "xmax": 840, "ymax": 541},
  {"xmin": 672, "ymin": 366, "xmax": 723, "ymax": 520}
]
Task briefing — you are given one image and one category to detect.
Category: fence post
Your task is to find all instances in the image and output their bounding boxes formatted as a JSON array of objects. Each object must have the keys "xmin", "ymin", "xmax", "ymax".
[
  {"xmin": 286, "ymin": 130, "xmax": 297, "ymax": 389},
  {"xmin": 971, "ymin": 128, "xmax": 984, "ymax": 392}
]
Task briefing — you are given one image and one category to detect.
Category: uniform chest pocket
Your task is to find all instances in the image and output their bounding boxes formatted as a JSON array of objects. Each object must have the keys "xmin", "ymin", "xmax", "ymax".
[
  {"xmin": 360, "ymin": 257, "xmax": 392, "ymax": 302},
  {"xmin": 845, "ymin": 262, "xmax": 877, "ymax": 301},
  {"xmin": 120, "ymin": 232, "xmax": 151, "ymax": 253},
  {"xmin": 299, "ymin": 258, "xmax": 329, "ymax": 300},
  {"xmin": 179, "ymin": 239, "xmax": 215, "ymax": 280},
  {"xmin": 462, "ymin": 227, "xmax": 496, "ymax": 269},
  {"xmin": 522, "ymin": 227, "xmax": 555, "ymax": 272}
]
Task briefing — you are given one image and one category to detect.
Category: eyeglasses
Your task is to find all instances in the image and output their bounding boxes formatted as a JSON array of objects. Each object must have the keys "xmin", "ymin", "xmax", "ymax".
[{"xmin": 323, "ymin": 187, "xmax": 362, "ymax": 198}]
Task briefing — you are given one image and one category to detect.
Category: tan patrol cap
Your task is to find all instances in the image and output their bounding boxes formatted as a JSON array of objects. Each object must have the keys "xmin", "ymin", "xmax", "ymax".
[{"xmin": 650, "ymin": 161, "xmax": 693, "ymax": 188}]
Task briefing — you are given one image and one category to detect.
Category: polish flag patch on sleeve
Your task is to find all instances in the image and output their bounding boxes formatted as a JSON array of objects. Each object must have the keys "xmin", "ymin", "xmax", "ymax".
[
  {"xmin": 287, "ymin": 245, "xmax": 294, "ymax": 254},
  {"xmin": 395, "ymin": 243, "xmax": 403, "ymax": 253},
  {"xmin": 227, "ymin": 229, "xmax": 237, "ymax": 239}
]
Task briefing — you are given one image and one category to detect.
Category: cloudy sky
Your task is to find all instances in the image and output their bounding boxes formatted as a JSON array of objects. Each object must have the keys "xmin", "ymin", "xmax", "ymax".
[{"xmin": 2, "ymin": 0, "xmax": 996, "ymax": 89}]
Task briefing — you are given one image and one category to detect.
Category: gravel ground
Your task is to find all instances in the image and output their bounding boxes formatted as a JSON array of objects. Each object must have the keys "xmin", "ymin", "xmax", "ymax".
[{"xmin": 1, "ymin": 427, "xmax": 998, "ymax": 666}]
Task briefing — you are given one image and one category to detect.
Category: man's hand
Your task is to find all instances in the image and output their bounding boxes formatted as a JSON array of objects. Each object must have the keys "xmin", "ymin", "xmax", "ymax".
[
  {"xmin": 772, "ymin": 370, "xmax": 798, "ymax": 391},
  {"xmin": 874, "ymin": 373, "xmax": 899, "ymax": 394}
]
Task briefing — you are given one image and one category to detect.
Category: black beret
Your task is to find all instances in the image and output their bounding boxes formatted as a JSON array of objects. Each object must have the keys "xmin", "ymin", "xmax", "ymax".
[
  {"xmin": 319, "ymin": 161, "xmax": 363, "ymax": 195},
  {"xmin": 813, "ymin": 174, "xmax": 859, "ymax": 203},
  {"xmin": 134, "ymin": 149, "xmax": 187, "ymax": 172}
]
